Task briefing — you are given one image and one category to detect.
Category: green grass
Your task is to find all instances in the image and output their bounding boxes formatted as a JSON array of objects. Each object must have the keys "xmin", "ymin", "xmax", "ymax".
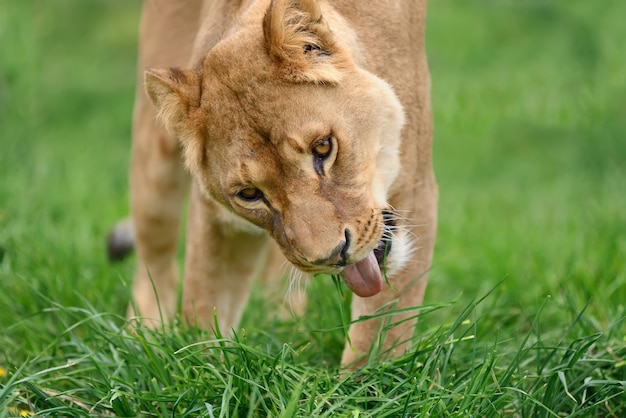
[{"xmin": 1, "ymin": 0, "xmax": 624, "ymax": 416}]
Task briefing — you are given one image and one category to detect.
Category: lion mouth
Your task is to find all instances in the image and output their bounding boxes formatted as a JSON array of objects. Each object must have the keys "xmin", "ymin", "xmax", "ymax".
[
  {"xmin": 374, "ymin": 210, "xmax": 394, "ymax": 265},
  {"xmin": 340, "ymin": 210, "xmax": 394, "ymax": 298}
]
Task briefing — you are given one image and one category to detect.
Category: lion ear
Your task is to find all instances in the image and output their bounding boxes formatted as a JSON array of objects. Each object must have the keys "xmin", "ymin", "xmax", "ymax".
[
  {"xmin": 144, "ymin": 68, "xmax": 201, "ymax": 133},
  {"xmin": 263, "ymin": 0, "xmax": 352, "ymax": 83}
]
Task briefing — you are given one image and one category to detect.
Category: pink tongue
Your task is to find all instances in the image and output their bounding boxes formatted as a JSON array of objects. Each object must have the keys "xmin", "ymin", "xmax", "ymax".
[{"xmin": 340, "ymin": 251, "xmax": 383, "ymax": 297}]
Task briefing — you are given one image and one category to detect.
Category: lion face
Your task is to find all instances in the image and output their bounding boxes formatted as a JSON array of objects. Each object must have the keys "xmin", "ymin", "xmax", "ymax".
[{"xmin": 144, "ymin": 0, "xmax": 407, "ymax": 297}]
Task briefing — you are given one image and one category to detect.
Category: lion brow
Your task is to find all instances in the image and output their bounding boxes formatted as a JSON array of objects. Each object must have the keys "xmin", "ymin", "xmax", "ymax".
[{"xmin": 285, "ymin": 136, "xmax": 305, "ymax": 153}]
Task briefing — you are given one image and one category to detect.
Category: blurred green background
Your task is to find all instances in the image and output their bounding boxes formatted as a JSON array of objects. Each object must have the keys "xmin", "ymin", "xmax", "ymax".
[
  {"xmin": 0, "ymin": 0, "xmax": 624, "ymax": 357},
  {"xmin": 427, "ymin": 1, "xmax": 626, "ymax": 322}
]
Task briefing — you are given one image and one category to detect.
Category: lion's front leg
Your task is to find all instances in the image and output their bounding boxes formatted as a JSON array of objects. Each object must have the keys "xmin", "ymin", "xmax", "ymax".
[
  {"xmin": 341, "ymin": 181, "xmax": 438, "ymax": 369},
  {"xmin": 182, "ymin": 183, "xmax": 270, "ymax": 334},
  {"xmin": 341, "ymin": 266, "xmax": 429, "ymax": 368},
  {"xmin": 129, "ymin": 94, "xmax": 189, "ymax": 326},
  {"xmin": 128, "ymin": 0, "xmax": 204, "ymax": 326}
]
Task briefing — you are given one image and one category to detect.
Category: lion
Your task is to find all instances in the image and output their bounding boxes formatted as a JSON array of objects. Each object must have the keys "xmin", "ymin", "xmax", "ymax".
[{"xmin": 114, "ymin": 0, "xmax": 437, "ymax": 369}]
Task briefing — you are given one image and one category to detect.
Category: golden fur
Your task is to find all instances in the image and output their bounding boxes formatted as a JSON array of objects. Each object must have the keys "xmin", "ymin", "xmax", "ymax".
[{"xmin": 127, "ymin": 0, "xmax": 437, "ymax": 369}]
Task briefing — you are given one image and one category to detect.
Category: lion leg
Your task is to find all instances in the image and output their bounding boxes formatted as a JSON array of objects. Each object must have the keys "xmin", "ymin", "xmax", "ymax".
[
  {"xmin": 128, "ymin": 0, "xmax": 201, "ymax": 324},
  {"xmin": 341, "ymin": 181, "xmax": 438, "ymax": 369},
  {"xmin": 182, "ymin": 183, "xmax": 270, "ymax": 334},
  {"xmin": 129, "ymin": 115, "xmax": 187, "ymax": 324}
]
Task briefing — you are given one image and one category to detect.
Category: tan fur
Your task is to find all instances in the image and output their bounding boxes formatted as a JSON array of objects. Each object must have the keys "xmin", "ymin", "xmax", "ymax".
[{"xmin": 130, "ymin": 0, "xmax": 437, "ymax": 369}]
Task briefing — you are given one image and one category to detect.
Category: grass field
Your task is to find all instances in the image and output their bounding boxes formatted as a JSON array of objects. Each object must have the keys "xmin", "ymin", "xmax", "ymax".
[{"xmin": 1, "ymin": 0, "xmax": 625, "ymax": 416}]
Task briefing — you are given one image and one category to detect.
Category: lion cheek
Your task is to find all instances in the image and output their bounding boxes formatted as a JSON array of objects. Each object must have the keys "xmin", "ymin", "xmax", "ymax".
[
  {"xmin": 372, "ymin": 159, "xmax": 400, "ymax": 207},
  {"xmin": 371, "ymin": 176, "xmax": 391, "ymax": 208}
]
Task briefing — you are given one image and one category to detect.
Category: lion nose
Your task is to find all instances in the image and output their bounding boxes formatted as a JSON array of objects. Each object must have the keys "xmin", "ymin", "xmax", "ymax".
[{"xmin": 310, "ymin": 229, "xmax": 350, "ymax": 267}]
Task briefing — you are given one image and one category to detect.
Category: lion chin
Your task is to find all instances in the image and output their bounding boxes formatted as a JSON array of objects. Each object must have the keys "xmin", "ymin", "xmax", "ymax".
[{"xmin": 124, "ymin": 0, "xmax": 437, "ymax": 370}]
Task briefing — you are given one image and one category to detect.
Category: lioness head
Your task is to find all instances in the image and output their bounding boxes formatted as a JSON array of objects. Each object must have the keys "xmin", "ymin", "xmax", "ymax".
[{"xmin": 144, "ymin": 0, "xmax": 408, "ymax": 297}]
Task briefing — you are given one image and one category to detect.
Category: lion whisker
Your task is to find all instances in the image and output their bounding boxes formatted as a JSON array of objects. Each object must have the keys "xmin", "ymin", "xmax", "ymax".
[
  {"xmin": 285, "ymin": 266, "xmax": 308, "ymax": 313},
  {"xmin": 378, "ymin": 221, "xmax": 419, "ymax": 241}
]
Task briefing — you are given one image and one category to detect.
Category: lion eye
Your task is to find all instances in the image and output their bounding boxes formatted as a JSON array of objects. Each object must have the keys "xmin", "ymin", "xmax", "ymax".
[
  {"xmin": 312, "ymin": 136, "xmax": 334, "ymax": 176},
  {"xmin": 312, "ymin": 138, "xmax": 332, "ymax": 158},
  {"xmin": 237, "ymin": 187, "xmax": 263, "ymax": 202}
]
